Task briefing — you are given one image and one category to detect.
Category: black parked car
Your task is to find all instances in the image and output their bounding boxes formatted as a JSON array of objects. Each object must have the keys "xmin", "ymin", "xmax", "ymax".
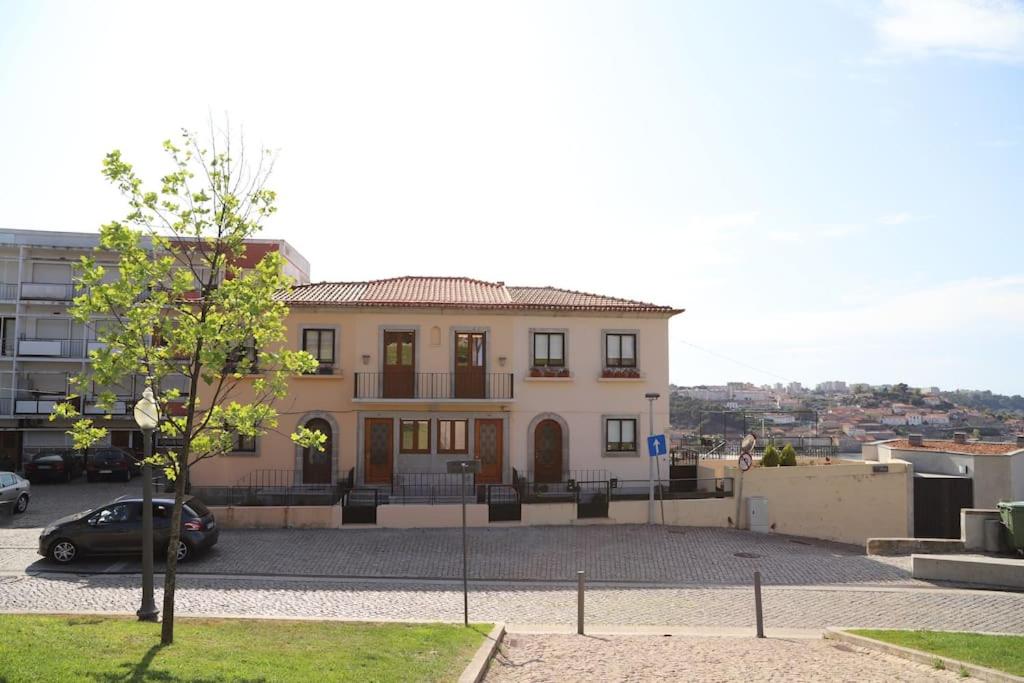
[
  {"xmin": 23, "ymin": 450, "xmax": 85, "ymax": 483},
  {"xmin": 39, "ymin": 495, "xmax": 218, "ymax": 564},
  {"xmin": 85, "ymin": 447, "xmax": 141, "ymax": 482}
]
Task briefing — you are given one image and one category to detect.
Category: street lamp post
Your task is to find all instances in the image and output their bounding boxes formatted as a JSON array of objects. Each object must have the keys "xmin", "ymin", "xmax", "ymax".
[
  {"xmin": 645, "ymin": 392, "xmax": 660, "ymax": 525},
  {"xmin": 134, "ymin": 386, "xmax": 159, "ymax": 623}
]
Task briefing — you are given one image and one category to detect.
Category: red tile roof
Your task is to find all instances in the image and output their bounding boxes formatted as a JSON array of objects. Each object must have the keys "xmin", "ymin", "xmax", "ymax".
[{"xmin": 278, "ymin": 276, "xmax": 682, "ymax": 314}]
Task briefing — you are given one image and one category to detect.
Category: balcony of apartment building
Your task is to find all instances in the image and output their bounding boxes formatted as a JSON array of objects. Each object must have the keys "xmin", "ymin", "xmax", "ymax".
[
  {"xmin": 16, "ymin": 337, "xmax": 107, "ymax": 360},
  {"xmin": 352, "ymin": 330, "xmax": 514, "ymax": 402},
  {"xmin": 1, "ymin": 372, "xmax": 184, "ymax": 417}
]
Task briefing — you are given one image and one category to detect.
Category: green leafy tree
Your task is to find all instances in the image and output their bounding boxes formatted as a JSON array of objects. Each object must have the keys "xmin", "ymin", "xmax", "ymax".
[
  {"xmin": 52, "ymin": 126, "xmax": 323, "ymax": 645},
  {"xmin": 761, "ymin": 444, "xmax": 780, "ymax": 467},
  {"xmin": 780, "ymin": 443, "xmax": 797, "ymax": 466}
]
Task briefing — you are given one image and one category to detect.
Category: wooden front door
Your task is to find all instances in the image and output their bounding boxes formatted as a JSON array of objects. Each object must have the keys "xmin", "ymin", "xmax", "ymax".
[
  {"xmin": 454, "ymin": 332, "xmax": 486, "ymax": 399},
  {"xmin": 302, "ymin": 418, "xmax": 333, "ymax": 484},
  {"xmin": 474, "ymin": 418, "xmax": 503, "ymax": 484},
  {"xmin": 364, "ymin": 418, "xmax": 393, "ymax": 484},
  {"xmin": 533, "ymin": 419, "xmax": 563, "ymax": 483},
  {"xmin": 383, "ymin": 331, "xmax": 415, "ymax": 399}
]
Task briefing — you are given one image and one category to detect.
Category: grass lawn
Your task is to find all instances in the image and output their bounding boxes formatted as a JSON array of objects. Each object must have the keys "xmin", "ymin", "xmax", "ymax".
[
  {"xmin": 0, "ymin": 614, "xmax": 490, "ymax": 682},
  {"xmin": 850, "ymin": 629, "xmax": 1024, "ymax": 676}
]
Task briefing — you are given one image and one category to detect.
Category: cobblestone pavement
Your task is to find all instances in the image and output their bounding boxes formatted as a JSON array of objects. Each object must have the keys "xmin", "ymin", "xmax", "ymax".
[
  {"xmin": 486, "ymin": 635, "xmax": 961, "ymax": 682},
  {"xmin": 2, "ymin": 574, "xmax": 1023, "ymax": 632},
  {"xmin": 4, "ymin": 484, "xmax": 916, "ymax": 585}
]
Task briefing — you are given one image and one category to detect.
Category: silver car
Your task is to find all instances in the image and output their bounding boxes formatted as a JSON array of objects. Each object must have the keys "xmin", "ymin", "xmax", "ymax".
[{"xmin": 0, "ymin": 471, "xmax": 31, "ymax": 514}]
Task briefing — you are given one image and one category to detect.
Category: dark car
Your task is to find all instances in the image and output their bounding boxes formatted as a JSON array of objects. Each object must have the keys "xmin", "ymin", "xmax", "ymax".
[
  {"xmin": 1, "ymin": 471, "xmax": 30, "ymax": 514},
  {"xmin": 23, "ymin": 449, "xmax": 85, "ymax": 483},
  {"xmin": 85, "ymin": 447, "xmax": 140, "ymax": 482},
  {"xmin": 39, "ymin": 495, "xmax": 218, "ymax": 564}
]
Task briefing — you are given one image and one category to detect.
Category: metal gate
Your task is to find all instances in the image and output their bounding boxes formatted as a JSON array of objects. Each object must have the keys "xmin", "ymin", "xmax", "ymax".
[{"xmin": 914, "ymin": 475, "xmax": 972, "ymax": 539}]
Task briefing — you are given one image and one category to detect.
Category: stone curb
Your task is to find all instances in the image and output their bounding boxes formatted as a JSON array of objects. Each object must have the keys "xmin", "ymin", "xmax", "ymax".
[
  {"xmin": 458, "ymin": 623, "xmax": 505, "ymax": 683},
  {"xmin": 824, "ymin": 628, "xmax": 1024, "ymax": 683}
]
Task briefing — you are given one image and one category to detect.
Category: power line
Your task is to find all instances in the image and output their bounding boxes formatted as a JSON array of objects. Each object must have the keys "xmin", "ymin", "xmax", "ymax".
[{"xmin": 676, "ymin": 338, "xmax": 794, "ymax": 384}]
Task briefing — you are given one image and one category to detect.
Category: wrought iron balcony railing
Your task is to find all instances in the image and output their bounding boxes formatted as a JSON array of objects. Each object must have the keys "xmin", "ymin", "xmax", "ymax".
[{"xmin": 353, "ymin": 372, "xmax": 514, "ymax": 400}]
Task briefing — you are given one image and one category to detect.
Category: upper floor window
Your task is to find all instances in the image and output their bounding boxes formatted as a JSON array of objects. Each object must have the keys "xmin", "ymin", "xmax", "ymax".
[
  {"xmin": 437, "ymin": 419, "xmax": 468, "ymax": 454},
  {"xmin": 234, "ymin": 434, "xmax": 256, "ymax": 453},
  {"xmin": 605, "ymin": 418, "xmax": 637, "ymax": 452},
  {"xmin": 302, "ymin": 329, "xmax": 335, "ymax": 372},
  {"xmin": 399, "ymin": 419, "xmax": 430, "ymax": 454},
  {"xmin": 532, "ymin": 332, "xmax": 565, "ymax": 367},
  {"xmin": 605, "ymin": 333, "xmax": 637, "ymax": 368}
]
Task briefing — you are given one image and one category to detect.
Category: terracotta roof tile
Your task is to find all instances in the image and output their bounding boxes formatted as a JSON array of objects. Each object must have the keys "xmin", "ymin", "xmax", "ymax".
[{"xmin": 277, "ymin": 276, "xmax": 681, "ymax": 314}]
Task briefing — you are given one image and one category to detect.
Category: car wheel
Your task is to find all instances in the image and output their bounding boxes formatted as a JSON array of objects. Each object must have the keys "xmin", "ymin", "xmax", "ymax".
[
  {"xmin": 49, "ymin": 539, "xmax": 78, "ymax": 564},
  {"xmin": 175, "ymin": 540, "xmax": 193, "ymax": 563},
  {"xmin": 13, "ymin": 494, "xmax": 29, "ymax": 514}
]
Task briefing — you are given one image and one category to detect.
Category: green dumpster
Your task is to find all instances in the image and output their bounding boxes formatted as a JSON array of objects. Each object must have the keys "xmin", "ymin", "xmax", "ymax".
[{"xmin": 997, "ymin": 501, "xmax": 1024, "ymax": 552}]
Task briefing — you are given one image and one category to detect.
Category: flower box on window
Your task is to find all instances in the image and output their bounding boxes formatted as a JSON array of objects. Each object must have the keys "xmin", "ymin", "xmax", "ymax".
[
  {"xmin": 530, "ymin": 367, "xmax": 571, "ymax": 378},
  {"xmin": 601, "ymin": 367, "xmax": 640, "ymax": 379}
]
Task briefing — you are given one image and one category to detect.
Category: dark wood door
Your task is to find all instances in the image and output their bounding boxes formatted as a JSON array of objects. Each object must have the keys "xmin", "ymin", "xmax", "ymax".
[
  {"xmin": 364, "ymin": 418, "xmax": 393, "ymax": 484},
  {"xmin": 914, "ymin": 475, "xmax": 973, "ymax": 539},
  {"xmin": 474, "ymin": 419, "xmax": 503, "ymax": 484},
  {"xmin": 302, "ymin": 418, "xmax": 332, "ymax": 484},
  {"xmin": 455, "ymin": 332, "xmax": 486, "ymax": 399},
  {"xmin": 533, "ymin": 419, "xmax": 563, "ymax": 483},
  {"xmin": 383, "ymin": 331, "xmax": 415, "ymax": 398}
]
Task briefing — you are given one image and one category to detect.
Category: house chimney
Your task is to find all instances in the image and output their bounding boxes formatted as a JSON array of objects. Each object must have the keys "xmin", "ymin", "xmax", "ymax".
[
  {"xmin": 1017, "ymin": 435, "xmax": 1024, "ymax": 448},
  {"xmin": 953, "ymin": 432, "xmax": 967, "ymax": 445},
  {"xmin": 908, "ymin": 434, "xmax": 924, "ymax": 447}
]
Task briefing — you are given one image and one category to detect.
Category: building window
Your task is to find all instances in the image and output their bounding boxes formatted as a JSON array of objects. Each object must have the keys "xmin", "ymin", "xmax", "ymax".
[
  {"xmin": 437, "ymin": 419, "xmax": 468, "ymax": 454},
  {"xmin": 532, "ymin": 332, "xmax": 565, "ymax": 367},
  {"xmin": 302, "ymin": 329, "xmax": 335, "ymax": 372},
  {"xmin": 605, "ymin": 333, "xmax": 637, "ymax": 368},
  {"xmin": 234, "ymin": 434, "xmax": 256, "ymax": 453},
  {"xmin": 605, "ymin": 418, "xmax": 637, "ymax": 452},
  {"xmin": 400, "ymin": 419, "xmax": 430, "ymax": 454}
]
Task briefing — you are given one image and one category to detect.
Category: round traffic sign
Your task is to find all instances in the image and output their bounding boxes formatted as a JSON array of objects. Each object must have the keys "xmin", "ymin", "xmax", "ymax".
[{"xmin": 738, "ymin": 452, "xmax": 753, "ymax": 472}]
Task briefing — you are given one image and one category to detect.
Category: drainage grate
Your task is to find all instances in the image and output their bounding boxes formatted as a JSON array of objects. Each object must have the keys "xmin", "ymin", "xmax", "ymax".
[{"xmin": 733, "ymin": 552, "xmax": 761, "ymax": 559}]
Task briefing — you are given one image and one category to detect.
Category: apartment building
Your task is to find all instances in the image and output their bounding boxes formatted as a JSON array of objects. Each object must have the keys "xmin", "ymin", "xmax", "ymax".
[
  {"xmin": 190, "ymin": 277, "xmax": 681, "ymax": 490},
  {"xmin": 0, "ymin": 228, "xmax": 309, "ymax": 470}
]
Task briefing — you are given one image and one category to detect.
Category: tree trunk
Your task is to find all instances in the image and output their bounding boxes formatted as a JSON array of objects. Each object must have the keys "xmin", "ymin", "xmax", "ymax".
[{"xmin": 160, "ymin": 467, "xmax": 188, "ymax": 644}]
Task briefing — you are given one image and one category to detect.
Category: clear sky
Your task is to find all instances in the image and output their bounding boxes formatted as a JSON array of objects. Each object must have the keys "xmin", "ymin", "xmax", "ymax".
[{"xmin": 1, "ymin": 0, "xmax": 1021, "ymax": 394}]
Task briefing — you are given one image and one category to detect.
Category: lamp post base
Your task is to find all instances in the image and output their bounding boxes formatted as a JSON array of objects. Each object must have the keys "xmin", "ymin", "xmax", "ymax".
[{"xmin": 136, "ymin": 606, "xmax": 159, "ymax": 622}]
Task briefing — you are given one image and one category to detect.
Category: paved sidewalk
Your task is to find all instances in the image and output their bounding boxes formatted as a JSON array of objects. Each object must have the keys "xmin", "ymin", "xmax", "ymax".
[
  {"xmin": 486, "ymin": 635, "xmax": 961, "ymax": 682},
  {"xmin": 2, "ymin": 573, "xmax": 1022, "ymax": 632}
]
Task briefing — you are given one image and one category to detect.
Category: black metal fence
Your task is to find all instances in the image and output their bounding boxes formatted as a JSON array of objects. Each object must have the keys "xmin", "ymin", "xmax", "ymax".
[
  {"xmin": 353, "ymin": 372, "xmax": 514, "ymax": 400},
  {"xmin": 191, "ymin": 469, "xmax": 346, "ymax": 507},
  {"xmin": 575, "ymin": 480, "xmax": 610, "ymax": 519},
  {"xmin": 390, "ymin": 471, "xmax": 476, "ymax": 504},
  {"xmin": 609, "ymin": 477, "xmax": 734, "ymax": 501},
  {"xmin": 486, "ymin": 484, "xmax": 521, "ymax": 522}
]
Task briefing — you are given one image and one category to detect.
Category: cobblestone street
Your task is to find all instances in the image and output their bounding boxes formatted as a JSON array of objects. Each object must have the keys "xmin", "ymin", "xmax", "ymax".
[{"xmin": 3, "ymin": 480, "xmax": 1023, "ymax": 633}]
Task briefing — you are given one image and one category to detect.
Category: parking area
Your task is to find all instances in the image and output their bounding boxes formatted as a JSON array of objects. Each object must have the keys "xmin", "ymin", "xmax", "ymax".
[{"xmin": 1, "ymin": 476, "xmax": 143, "ymax": 530}]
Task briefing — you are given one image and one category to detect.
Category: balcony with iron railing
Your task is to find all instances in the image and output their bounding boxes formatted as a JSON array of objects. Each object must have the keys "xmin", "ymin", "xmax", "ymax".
[
  {"xmin": 0, "ymin": 282, "xmax": 18, "ymax": 301},
  {"xmin": 353, "ymin": 372, "xmax": 515, "ymax": 401}
]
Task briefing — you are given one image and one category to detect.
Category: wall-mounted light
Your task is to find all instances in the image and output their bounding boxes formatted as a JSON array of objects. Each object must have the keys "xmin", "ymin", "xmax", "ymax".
[
  {"xmin": 361, "ymin": 354, "xmax": 371, "ymax": 365},
  {"xmin": 498, "ymin": 356, "xmax": 507, "ymax": 367}
]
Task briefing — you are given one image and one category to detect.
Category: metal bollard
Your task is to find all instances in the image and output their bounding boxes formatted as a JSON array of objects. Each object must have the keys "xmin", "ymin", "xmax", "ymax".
[
  {"xmin": 754, "ymin": 571, "xmax": 764, "ymax": 638},
  {"xmin": 577, "ymin": 570, "xmax": 585, "ymax": 635}
]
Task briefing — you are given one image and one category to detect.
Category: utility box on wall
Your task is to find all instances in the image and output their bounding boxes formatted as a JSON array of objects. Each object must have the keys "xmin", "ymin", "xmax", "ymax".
[{"xmin": 748, "ymin": 496, "xmax": 769, "ymax": 533}]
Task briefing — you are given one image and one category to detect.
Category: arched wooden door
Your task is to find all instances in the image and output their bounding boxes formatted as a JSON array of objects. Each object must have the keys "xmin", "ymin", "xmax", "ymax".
[
  {"xmin": 533, "ymin": 419, "xmax": 563, "ymax": 483},
  {"xmin": 302, "ymin": 418, "xmax": 332, "ymax": 484}
]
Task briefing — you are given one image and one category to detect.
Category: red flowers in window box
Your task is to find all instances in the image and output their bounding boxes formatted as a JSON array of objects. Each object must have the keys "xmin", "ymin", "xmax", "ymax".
[
  {"xmin": 601, "ymin": 367, "xmax": 640, "ymax": 378},
  {"xmin": 530, "ymin": 367, "xmax": 570, "ymax": 378}
]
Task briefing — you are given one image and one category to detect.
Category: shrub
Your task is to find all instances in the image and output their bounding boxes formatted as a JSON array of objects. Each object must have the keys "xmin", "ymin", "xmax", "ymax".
[
  {"xmin": 761, "ymin": 444, "xmax": 780, "ymax": 467},
  {"xmin": 780, "ymin": 443, "xmax": 797, "ymax": 466}
]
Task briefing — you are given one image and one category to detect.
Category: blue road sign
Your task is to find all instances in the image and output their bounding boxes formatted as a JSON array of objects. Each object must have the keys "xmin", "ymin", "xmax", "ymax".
[{"xmin": 647, "ymin": 434, "xmax": 667, "ymax": 457}]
